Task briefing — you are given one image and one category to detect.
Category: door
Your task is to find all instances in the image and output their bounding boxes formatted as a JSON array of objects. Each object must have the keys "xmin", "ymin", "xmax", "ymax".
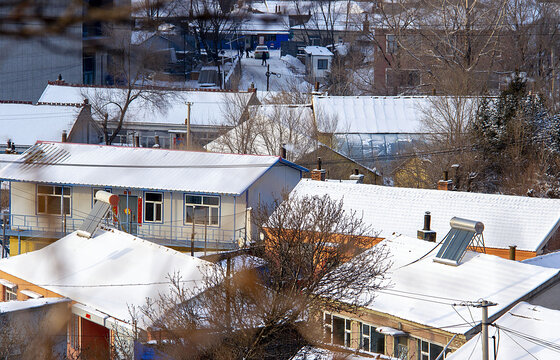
[{"xmin": 118, "ymin": 195, "xmax": 138, "ymax": 234}]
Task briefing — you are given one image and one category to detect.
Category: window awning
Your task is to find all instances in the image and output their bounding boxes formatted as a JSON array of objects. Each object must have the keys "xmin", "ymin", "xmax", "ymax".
[
  {"xmin": 376, "ymin": 326, "xmax": 406, "ymax": 336},
  {"xmin": 20, "ymin": 289, "xmax": 43, "ymax": 299},
  {"xmin": 0, "ymin": 279, "xmax": 17, "ymax": 289}
]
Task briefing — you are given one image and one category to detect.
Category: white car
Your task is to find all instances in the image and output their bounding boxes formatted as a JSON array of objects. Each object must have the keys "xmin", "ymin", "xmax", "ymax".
[{"xmin": 254, "ymin": 45, "xmax": 269, "ymax": 59}]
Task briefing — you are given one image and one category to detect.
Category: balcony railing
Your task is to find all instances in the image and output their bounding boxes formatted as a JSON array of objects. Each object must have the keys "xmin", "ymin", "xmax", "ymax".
[{"xmin": 7, "ymin": 214, "xmax": 245, "ymax": 250}]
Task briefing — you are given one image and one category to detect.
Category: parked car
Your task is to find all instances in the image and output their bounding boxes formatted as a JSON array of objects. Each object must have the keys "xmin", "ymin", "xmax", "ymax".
[{"xmin": 254, "ymin": 45, "xmax": 269, "ymax": 59}]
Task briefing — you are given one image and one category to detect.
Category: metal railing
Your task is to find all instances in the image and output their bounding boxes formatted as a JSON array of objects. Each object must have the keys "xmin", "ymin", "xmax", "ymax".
[{"xmin": 8, "ymin": 214, "xmax": 246, "ymax": 250}]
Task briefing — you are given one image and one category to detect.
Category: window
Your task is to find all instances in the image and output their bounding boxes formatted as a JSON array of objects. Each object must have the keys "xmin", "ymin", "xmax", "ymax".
[
  {"xmin": 418, "ymin": 339, "xmax": 445, "ymax": 360},
  {"xmin": 386, "ymin": 34, "xmax": 398, "ymax": 54},
  {"xmin": 37, "ymin": 185, "xmax": 71, "ymax": 215},
  {"xmin": 317, "ymin": 59, "xmax": 329, "ymax": 70},
  {"xmin": 4, "ymin": 287, "xmax": 17, "ymax": 301},
  {"xmin": 144, "ymin": 192, "xmax": 163, "ymax": 222},
  {"xmin": 361, "ymin": 323, "xmax": 385, "ymax": 354},
  {"xmin": 394, "ymin": 336, "xmax": 408, "ymax": 359},
  {"xmin": 324, "ymin": 313, "xmax": 352, "ymax": 347},
  {"xmin": 185, "ymin": 195, "xmax": 219, "ymax": 226}
]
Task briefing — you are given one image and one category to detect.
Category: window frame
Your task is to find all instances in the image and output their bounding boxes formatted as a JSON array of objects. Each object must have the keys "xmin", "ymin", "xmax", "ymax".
[
  {"xmin": 184, "ymin": 194, "xmax": 220, "ymax": 227},
  {"xmin": 36, "ymin": 184, "xmax": 72, "ymax": 216},
  {"xmin": 417, "ymin": 338, "xmax": 446, "ymax": 360},
  {"xmin": 323, "ymin": 312, "xmax": 353, "ymax": 348},
  {"xmin": 386, "ymin": 34, "xmax": 398, "ymax": 54},
  {"xmin": 144, "ymin": 191, "xmax": 164, "ymax": 223},
  {"xmin": 317, "ymin": 58, "xmax": 329, "ymax": 70},
  {"xmin": 360, "ymin": 322, "xmax": 385, "ymax": 355},
  {"xmin": 4, "ymin": 286, "xmax": 17, "ymax": 301}
]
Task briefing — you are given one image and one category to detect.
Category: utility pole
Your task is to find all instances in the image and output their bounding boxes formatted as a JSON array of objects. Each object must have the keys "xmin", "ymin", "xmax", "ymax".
[
  {"xmin": 185, "ymin": 102, "xmax": 192, "ymax": 150},
  {"xmin": 1, "ymin": 213, "xmax": 6, "ymax": 259},
  {"xmin": 191, "ymin": 209, "xmax": 195, "ymax": 256},
  {"xmin": 454, "ymin": 300, "xmax": 497, "ymax": 360},
  {"xmin": 265, "ymin": 65, "xmax": 281, "ymax": 91}
]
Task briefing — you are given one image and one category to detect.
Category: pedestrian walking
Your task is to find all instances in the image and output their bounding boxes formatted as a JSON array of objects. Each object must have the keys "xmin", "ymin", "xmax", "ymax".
[
  {"xmin": 261, "ymin": 51, "xmax": 268, "ymax": 66},
  {"xmin": 245, "ymin": 46, "xmax": 250, "ymax": 58}
]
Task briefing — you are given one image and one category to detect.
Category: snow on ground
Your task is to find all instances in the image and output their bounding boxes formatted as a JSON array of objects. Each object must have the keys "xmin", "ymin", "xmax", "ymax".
[{"xmin": 239, "ymin": 50, "xmax": 310, "ymax": 92}]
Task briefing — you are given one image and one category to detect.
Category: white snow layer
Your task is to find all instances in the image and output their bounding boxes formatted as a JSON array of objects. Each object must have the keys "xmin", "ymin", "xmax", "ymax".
[
  {"xmin": 0, "ymin": 229, "xmax": 216, "ymax": 328},
  {"xmin": 291, "ymin": 179, "xmax": 560, "ymax": 252}
]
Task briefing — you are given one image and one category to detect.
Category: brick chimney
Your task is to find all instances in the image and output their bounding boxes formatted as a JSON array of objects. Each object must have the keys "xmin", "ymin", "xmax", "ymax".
[
  {"xmin": 53, "ymin": 74, "xmax": 66, "ymax": 86},
  {"xmin": 349, "ymin": 168, "xmax": 364, "ymax": 183},
  {"xmin": 437, "ymin": 170, "xmax": 453, "ymax": 191},
  {"xmin": 311, "ymin": 157, "xmax": 326, "ymax": 181},
  {"xmin": 417, "ymin": 211, "xmax": 436, "ymax": 242}
]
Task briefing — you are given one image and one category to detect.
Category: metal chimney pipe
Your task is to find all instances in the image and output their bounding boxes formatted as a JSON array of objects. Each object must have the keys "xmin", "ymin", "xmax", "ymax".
[
  {"xmin": 134, "ymin": 135, "xmax": 140, "ymax": 147},
  {"xmin": 509, "ymin": 245, "xmax": 517, "ymax": 261},
  {"xmin": 443, "ymin": 170, "xmax": 449, "ymax": 181},
  {"xmin": 423, "ymin": 211, "xmax": 431, "ymax": 231},
  {"xmin": 354, "ymin": 168, "xmax": 359, "ymax": 175},
  {"xmin": 61, "ymin": 131, "xmax": 67, "ymax": 143},
  {"xmin": 281, "ymin": 144, "xmax": 287, "ymax": 159},
  {"xmin": 317, "ymin": 157, "xmax": 322, "ymax": 170}
]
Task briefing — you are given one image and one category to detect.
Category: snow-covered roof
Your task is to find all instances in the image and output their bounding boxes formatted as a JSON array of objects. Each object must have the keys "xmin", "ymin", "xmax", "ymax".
[
  {"xmin": 0, "ymin": 103, "xmax": 82, "ymax": 146},
  {"xmin": 0, "ymin": 229, "xmax": 215, "ymax": 327},
  {"xmin": 447, "ymin": 302, "xmax": 560, "ymax": 359},
  {"xmin": 290, "ymin": 179, "xmax": 560, "ymax": 252},
  {"xmin": 0, "ymin": 298, "xmax": 69, "ymax": 313},
  {"xmin": 312, "ymin": 95, "xmax": 477, "ymax": 134},
  {"xmin": 38, "ymin": 84, "xmax": 255, "ymax": 126},
  {"xmin": 522, "ymin": 251, "xmax": 560, "ymax": 268},
  {"xmin": 303, "ymin": 46, "xmax": 334, "ymax": 57},
  {"xmin": 362, "ymin": 236, "xmax": 559, "ymax": 335},
  {"xmin": 0, "ymin": 142, "xmax": 306, "ymax": 195},
  {"xmin": 0, "ymin": 154, "xmax": 20, "ymax": 171},
  {"xmin": 240, "ymin": 14, "xmax": 290, "ymax": 34}
]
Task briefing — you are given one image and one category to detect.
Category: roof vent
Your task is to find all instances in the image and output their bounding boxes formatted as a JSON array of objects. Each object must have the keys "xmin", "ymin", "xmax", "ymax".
[{"xmin": 433, "ymin": 217, "xmax": 485, "ymax": 266}]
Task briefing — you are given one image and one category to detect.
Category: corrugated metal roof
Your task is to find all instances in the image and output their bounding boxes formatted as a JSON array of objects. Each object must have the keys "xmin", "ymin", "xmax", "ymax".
[
  {"xmin": 363, "ymin": 236, "xmax": 559, "ymax": 334},
  {"xmin": 0, "ymin": 104, "xmax": 80, "ymax": 146},
  {"xmin": 291, "ymin": 179, "xmax": 560, "ymax": 252},
  {"xmin": 0, "ymin": 228, "xmax": 214, "ymax": 327},
  {"xmin": 312, "ymin": 95, "xmax": 478, "ymax": 134},
  {"xmin": 38, "ymin": 84, "xmax": 254, "ymax": 126},
  {"xmin": 0, "ymin": 142, "xmax": 306, "ymax": 195}
]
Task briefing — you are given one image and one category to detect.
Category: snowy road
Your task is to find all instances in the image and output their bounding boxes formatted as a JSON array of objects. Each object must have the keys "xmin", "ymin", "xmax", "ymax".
[{"xmin": 239, "ymin": 50, "xmax": 309, "ymax": 92}]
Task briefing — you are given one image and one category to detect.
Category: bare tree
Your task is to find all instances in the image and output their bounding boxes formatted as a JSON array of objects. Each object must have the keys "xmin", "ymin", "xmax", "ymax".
[{"xmin": 137, "ymin": 194, "xmax": 390, "ymax": 359}]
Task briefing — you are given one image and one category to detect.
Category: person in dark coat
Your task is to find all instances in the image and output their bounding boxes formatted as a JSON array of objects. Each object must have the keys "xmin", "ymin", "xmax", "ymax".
[{"xmin": 261, "ymin": 51, "xmax": 268, "ymax": 66}]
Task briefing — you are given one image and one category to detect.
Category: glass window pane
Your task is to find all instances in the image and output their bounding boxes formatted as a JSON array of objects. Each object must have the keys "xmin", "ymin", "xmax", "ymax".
[
  {"xmin": 332, "ymin": 317, "xmax": 345, "ymax": 346},
  {"xmin": 47, "ymin": 197, "xmax": 61, "ymax": 214},
  {"xmin": 363, "ymin": 337, "xmax": 370, "ymax": 351},
  {"xmin": 186, "ymin": 195, "xmax": 202, "ymax": 204},
  {"xmin": 430, "ymin": 344, "xmax": 443, "ymax": 360},
  {"xmin": 38, "ymin": 185, "xmax": 52, "ymax": 194},
  {"xmin": 63, "ymin": 198, "xmax": 70, "ymax": 214},
  {"xmin": 194, "ymin": 206, "xmax": 207, "ymax": 224},
  {"xmin": 363, "ymin": 324, "xmax": 370, "ymax": 336},
  {"xmin": 38, "ymin": 196, "xmax": 46, "ymax": 213},
  {"xmin": 54, "ymin": 187, "xmax": 62, "ymax": 195},
  {"xmin": 345, "ymin": 319, "xmax": 351, "ymax": 330},
  {"xmin": 146, "ymin": 192, "xmax": 162, "ymax": 202},
  {"xmin": 155, "ymin": 204, "xmax": 162, "ymax": 221},
  {"xmin": 203, "ymin": 196, "xmax": 219, "ymax": 206},
  {"xmin": 422, "ymin": 340, "xmax": 428, "ymax": 352},
  {"xmin": 145, "ymin": 202, "xmax": 154, "ymax": 221},
  {"xmin": 63, "ymin": 187, "xmax": 71, "ymax": 195},
  {"xmin": 211, "ymin": 207, "xmax": 219, "ymax": 225},
  {"xmin": 186, "ymin": 206, "xmax": 193, "ymax": 223}
]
